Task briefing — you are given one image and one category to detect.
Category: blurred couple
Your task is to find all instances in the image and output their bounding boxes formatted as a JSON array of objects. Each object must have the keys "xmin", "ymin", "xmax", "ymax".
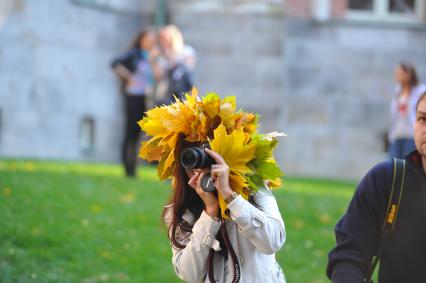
[{"xmin": 111, "ymin": 25, "xmax": 195, "ymax": 177}]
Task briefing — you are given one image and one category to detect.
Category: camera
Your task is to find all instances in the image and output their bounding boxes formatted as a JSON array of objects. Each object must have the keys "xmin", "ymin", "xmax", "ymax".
[
  {"xmin": 180, "ymin": 143, "xmax": 215, "ymax": 170},
  {"xmin": 180, "ymin": 143, "xmax": 216, "ymax": 192}
]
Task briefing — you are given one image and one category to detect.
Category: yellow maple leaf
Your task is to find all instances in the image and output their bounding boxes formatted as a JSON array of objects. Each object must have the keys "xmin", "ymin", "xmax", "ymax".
[
  {"xmin": 210, "ymin": 124, "xmax": 255, "ymax": 175},
  {"xmin": 219, "ymin": 97, "xmax": 236, "ymax": 131},
  {"xmin": 139, "ymin": 138, "xmax": 162, "ymax": 162},
  {"xmin": 203, "ymin": 93, "xmax": 221, "ymax": 119},
  {"xmin": 267, "ymin": 177, "xmax": 282, "ymax": 188},
  {"xmin": 210, "ymin": 124, "xmax": 256, "ymax": 218}
]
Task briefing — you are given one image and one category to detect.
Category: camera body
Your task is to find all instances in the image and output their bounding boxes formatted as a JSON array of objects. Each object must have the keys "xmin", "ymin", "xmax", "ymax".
[
  {"xmin": 180, "ymin": 143, "xmax": 216, "ymax": 192},
  {"xmin": 180, "ymin": 143, "xmax": 215, "ymax": 170}
]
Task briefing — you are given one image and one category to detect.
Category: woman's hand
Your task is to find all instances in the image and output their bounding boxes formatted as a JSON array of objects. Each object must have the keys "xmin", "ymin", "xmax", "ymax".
[
  {"xmin": 204, "ymin": 148, "xmax": 234, "ymax": 200},
  {"xmin": 187, "ymin": 170, "xmax": 219, "ymax": 218}
]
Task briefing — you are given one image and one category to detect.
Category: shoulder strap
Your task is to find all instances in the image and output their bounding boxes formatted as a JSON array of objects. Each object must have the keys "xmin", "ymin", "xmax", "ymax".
[
  {"xmin": 207, "ymin": 222, "xmax": 241, "ymax": 283},
  {"xmin": 383, "ymin": 158, "xmax": 406, "ymax": 232},
  {"xmin": 367, "ymin": 158, "xmax": 406, "ymax": 282}
]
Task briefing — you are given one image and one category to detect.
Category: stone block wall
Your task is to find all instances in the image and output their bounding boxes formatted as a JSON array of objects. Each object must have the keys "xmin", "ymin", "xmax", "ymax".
[
  {"xmin": 279, "ymin": 20, "xmax": 426, "ymax": 179},
  {"xmin": 171, "ymin": 0, "xmax": 285, "ymax": 133},
  {"xmin": 0, "ymin": 0, "xmax": 152, "ymax": 162}
]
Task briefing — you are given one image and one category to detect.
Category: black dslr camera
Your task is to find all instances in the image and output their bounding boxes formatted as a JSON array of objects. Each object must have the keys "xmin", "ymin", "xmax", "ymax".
[{"xmin": 180, "ymin": 143, "xmax": 216, "ymax": 192}]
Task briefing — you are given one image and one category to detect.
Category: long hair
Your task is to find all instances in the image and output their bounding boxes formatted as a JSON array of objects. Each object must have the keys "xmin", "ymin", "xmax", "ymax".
[
  {"xmin": 161, "ymin": 137, "xmax": 262, "ymax": 249},
  {"xmin": 130, "ymin": 28, "xmax": 154, "ymax": 50},
  {"xmin": 399, "ymin": 62, "xmax": 419, "ymax": 88},
  {"xmin": 162, "ymin": 137, "xmax": 204, "ymax": 249},
  {"xmin": 165, "ymin": 25, "xmax": 184, "ymax": 55}
]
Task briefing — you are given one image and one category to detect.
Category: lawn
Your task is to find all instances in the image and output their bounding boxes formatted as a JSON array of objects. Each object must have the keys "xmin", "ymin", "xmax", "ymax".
[{"xmin": 0, "ymin": 160, "xmax": 356, "ymax": 283}]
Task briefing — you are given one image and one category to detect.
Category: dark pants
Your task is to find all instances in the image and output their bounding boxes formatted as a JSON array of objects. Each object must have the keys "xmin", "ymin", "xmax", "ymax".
[
  {"xmin": 388, "ymin": 138, "xmax": 416, "ymax": 159},
  {"xmin": 122, "ymin": 95, "xmax": 146, "ymax": 177}
]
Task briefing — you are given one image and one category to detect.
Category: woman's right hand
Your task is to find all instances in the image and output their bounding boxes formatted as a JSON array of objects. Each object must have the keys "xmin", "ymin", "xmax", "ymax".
[{"xmin": 187, "ymin": 170, "xmax": 219, "ymax": 219}]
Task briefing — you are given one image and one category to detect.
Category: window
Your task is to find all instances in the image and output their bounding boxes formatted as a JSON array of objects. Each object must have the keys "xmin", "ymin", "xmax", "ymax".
[
  {"xmin": 389, "ymin": 0, "xmax": 416, "ymax": 13},
  {"xmin": 347, "ymin": 0, "xmax": 424, "ymax": 23},
  {"xmin": 79, "ymin": 117, "xmax": 95, "ymax": 154},
  {"xmin": 349, "ymin": 0, "xmax": 374, "ymax": 11}
]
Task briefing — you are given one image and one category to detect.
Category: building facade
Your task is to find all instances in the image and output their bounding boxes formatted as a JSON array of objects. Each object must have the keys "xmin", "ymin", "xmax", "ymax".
[
  {"xmin": 0, "ymin": 0, "xmax": 425, "ymax": 179},
  {"xmin": 0, "ymin": 0, "xmax": 154, "ymax": 162},
  {"xmin": 280, "ymin": 0, "xmax": 426, "ymax": 178}
]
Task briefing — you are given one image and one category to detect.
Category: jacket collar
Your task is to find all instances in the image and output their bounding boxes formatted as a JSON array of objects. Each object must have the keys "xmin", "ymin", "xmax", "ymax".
[{"xmin": 406, "ymin": 150, "xmax": 425, "ymax": 176}]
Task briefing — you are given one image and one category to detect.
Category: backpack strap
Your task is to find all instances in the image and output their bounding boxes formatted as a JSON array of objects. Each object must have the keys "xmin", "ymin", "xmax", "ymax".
[{"xmin": 366, "ymin": 158, "xmax": 406, "ymax": 282}]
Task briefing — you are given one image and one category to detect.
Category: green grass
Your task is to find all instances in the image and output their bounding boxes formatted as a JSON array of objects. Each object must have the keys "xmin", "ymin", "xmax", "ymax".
[{"xmin": 0, "ymin": 160, "xmax": 356, "ymax": 283}]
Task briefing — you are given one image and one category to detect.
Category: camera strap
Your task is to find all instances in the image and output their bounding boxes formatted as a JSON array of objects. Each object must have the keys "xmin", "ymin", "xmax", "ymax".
[
  {"xmin": 366, "ymin": 158, "xmax": 406, "ymax": 282},
  {"xmin": 207, "ymin": 221, "xmax": 241, "ymax": 283}
]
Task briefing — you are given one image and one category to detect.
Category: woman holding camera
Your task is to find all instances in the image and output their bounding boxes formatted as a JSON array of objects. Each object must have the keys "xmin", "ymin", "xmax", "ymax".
[{"xmin": 162, "ymin": 139, "xmax": 286, "ymax": 283}]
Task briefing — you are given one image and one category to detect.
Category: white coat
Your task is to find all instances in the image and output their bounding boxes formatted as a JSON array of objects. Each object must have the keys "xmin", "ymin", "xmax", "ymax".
[{"xmin": 164, "ymin": 187, "xmax": 286, "ymax": 283}]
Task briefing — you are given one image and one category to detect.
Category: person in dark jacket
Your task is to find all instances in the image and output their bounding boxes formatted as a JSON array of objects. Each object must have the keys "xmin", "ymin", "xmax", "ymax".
[
  {"xmin": 327, "ymin": 91, "xmax": 426, "ymax": 282},
  {"xmin": 155, "ymin": 25, "xmax": 194, "ymax": 105},
  {"xmin": 111, "ymin": 29, "xmax": 162, "ymax": 177}
]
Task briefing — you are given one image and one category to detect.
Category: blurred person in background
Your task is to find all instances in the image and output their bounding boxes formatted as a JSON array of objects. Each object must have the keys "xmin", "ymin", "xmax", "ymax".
[
  {"xmin": 111, "ymin": 28, "xmax": 162, "ymax": 177},
  {"xmin": 388, "ymin": 62, "xmax": 426, "ymax": 159},
  {"xmin": 154, "ymin": 25, "xmax": 195, "ymax": 105}
]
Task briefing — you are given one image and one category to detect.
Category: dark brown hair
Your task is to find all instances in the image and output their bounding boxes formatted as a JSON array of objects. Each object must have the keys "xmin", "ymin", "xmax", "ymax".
[
  {"xmin": 162, "ymin": 137, "xmax": 205, "ymax": 249},
  {"xmin": 162, "ymin": 136, "xmax": 262, "ymax": 249},
  {"xmin": 399, "ymin": 62, "xmax": 419, "ymax": 88},
  {"xmin": 130, "ymin": 28, "xmax": 154, "ymax": 50}
]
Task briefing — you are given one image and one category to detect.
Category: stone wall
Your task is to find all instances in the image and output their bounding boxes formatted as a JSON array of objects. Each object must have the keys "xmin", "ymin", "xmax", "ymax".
[
  {"xmin": 279, "ymin": 20, "xmax": 426, "ymax": 179},
  {"xmin": 1, "ymin": 0, "xmax": 425, "ymax": 180},
  {"xmin": 170, "ymin": 0, "xmax": 285, "ymax": 133},
  {"xmin": 0, "ymin": 0, "xmax": 153, "ymax": 161}
]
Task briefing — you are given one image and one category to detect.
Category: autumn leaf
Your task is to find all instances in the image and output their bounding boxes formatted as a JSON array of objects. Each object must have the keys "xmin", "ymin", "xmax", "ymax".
[
  {"xmin": 202, "ymin": 93, "xmax": 221, "ymax": 118},
  {"xmin": 138, "ymin": 90, "xmax": 284, "ymax": 190},
  {"xmin": 210, "ymin": 124, "xmax": 255, "ymax": 175},
  {"xmin": 210, "ymin": 124, "xmax": 256, "ymax": 218}
]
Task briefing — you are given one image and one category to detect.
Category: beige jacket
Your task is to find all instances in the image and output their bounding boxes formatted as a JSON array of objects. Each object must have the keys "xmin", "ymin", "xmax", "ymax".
[{"xmin": 165, "ymin": 187, "xmax": 286, "ymax": 283}]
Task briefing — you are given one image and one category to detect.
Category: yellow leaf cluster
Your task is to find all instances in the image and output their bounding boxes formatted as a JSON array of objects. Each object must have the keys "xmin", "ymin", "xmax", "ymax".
[
  {"xmin": 210, "ymin": 124, "xmax": 256, "ymax": 218},
  {"xmin": 138, "ymin": 88, "xmax": 284, "ymax": 219},
  {"xmin": 138, "ymin": 89, "xmax": 259, "ymax": 181}
]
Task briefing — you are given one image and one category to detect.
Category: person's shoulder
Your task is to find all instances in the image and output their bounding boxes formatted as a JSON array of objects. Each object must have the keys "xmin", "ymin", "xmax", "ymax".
[
  {"xmin": 415, "ymin": 83, "xmax": 426, "ymax": 91},
  {"xmin": 363, "ymin": 160, "xmax": 393, "ymax": 184},
  {"xmin": 111, "ymin": 48, "xmax": 138, "ymax": 65},
  {"xmin": 251, "ymin": 184, "xmax": 275, "ymax": 200},
  {"xmin": 163, "ymin": 203, "xmax": 174, "ymax": 225},
  {"xmin": 357, "ymin": 160, "xmax": 393, "ymax": 196},
  {"xmin": 369, "ymin": 160, "xmax": 393, "ymax": 176},
  {"xmin": 163, "ymin": 204, "xmax": 196, "ymax": 226}
]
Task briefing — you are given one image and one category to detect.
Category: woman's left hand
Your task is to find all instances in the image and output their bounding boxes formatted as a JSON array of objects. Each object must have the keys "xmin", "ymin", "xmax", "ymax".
[{"xmin": 204, "ymin": 148, "xmax": 234, "ymax": 200}]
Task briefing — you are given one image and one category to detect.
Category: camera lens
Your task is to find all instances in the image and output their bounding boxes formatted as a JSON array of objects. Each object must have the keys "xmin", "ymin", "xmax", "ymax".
[
  {"xmin": 180, "ymin": 148, "xmax": 200, "ymax": 169},
  {"xmin": 180, "ymin": 145, "xmax": 216, "ymax": 169}
]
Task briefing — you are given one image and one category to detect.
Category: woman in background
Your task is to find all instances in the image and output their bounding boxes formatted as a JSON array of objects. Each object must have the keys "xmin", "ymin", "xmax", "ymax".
[
  {"xmin": 155, "ymin": 25, "xmax": 195, "ymax": 105},
  {"xmin": 388, "ymin": 62, "xmax": 426, "ymax": 159},
  {"xmin": 111, "ymin": 29, "xmax": 162, "ymax": 177}
]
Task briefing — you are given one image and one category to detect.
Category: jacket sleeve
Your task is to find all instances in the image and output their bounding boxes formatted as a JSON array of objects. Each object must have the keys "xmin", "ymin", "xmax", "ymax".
[
  {"xmin": 327, "ymin": 161, "xmax": 391, "ymax": 283},
  {"xmin": 110, "ymin": 50, "xmax": 135, "ymax": 71},
  {"xmin": 168, "ymin": 210, "xmax": 222, "ymax": 283},
  {"xmin": 226, "ymin": 187, "xmax": 286, "ymax": 255}
]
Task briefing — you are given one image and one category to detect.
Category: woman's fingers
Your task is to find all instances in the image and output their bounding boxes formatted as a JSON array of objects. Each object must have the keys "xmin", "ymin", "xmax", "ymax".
[
  {"xmin": 211, "ymin": 164, "xmax": 229, "ymax": 179},
  {"xmin": 188, "ymin": 171, "xmax": 207, "ymax": 194},
  {"xmin": 196, "ymin": 172, "xmax": 207, "ymax": 189},
  {"xmin": 204, "ymin": 148, "xmax": 226, "ymax": 165},
  {"xmin": 188, "ymin": 171, "xmax": 200, "ymax": 189}
]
